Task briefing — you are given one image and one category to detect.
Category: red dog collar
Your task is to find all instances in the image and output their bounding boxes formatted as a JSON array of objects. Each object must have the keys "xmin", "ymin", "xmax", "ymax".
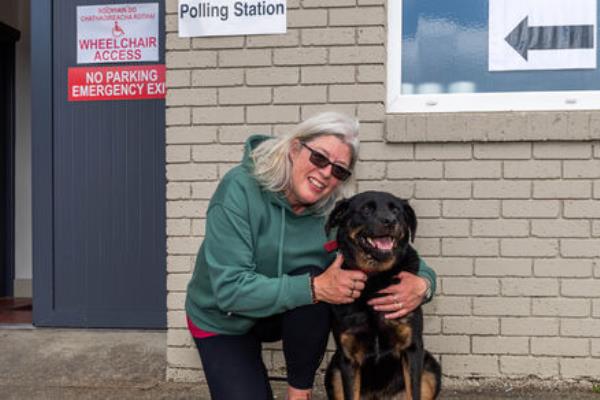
[{"xmin": 324, "ymin": 240, "xmax": 338, "ymax": 253}]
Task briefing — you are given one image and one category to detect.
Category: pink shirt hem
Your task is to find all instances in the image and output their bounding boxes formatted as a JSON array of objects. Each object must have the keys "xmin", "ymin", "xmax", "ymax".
[{"xmin": 187, "ymin": 315, "xmax": 219, "ymax": 339}]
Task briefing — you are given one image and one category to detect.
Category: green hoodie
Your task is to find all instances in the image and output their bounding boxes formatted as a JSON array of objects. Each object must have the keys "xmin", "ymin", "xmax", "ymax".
[{"xmin": 185, "ymin": 135, "xmax": 437, "ymax": 335}]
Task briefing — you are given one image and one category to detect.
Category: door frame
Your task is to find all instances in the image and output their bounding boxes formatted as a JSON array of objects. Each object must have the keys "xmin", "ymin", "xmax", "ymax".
[
  {"xmin": 0, "ymin": 21, "xmax": 20, "ymax": 298},
  {"xmin": 31, "ymin": 0, "xmax": 54, "ymax": 324}
]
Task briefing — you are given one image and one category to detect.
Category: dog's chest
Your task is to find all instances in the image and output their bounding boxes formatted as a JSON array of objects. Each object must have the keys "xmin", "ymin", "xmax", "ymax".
[{"xmin": 332, "ymin": 298, "xmax": 415, "ymax": 362}]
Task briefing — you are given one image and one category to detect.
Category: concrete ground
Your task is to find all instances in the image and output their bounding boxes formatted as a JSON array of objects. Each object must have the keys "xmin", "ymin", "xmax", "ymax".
[{"xmin": 0, "ymin": 326, "xmax": 598, "ymax": 399}]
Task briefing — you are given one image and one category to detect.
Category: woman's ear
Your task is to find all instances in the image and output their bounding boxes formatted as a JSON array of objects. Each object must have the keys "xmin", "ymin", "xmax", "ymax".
[{"xmin": 289, "ymin": 139, "xmax": 302, "ymax": 162}]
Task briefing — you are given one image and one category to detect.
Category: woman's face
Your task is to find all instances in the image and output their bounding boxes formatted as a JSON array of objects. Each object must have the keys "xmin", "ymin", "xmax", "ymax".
[{"xmin": 286, "ymin": 135, "xmax": 352, "ymax": 213}]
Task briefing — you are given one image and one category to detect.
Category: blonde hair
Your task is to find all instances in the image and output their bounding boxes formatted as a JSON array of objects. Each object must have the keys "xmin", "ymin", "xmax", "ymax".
[{"xmin": 251, "ymin": 112, "xmax": 360, "ymax": 214}]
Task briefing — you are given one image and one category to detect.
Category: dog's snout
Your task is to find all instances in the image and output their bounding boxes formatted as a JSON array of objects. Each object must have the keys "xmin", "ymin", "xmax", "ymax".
[
  {"xmin": 377, "ymin": 210, "xmax": 396, "ymax": 226},
  {"xmin": 379, "ymin": 215, "xmax": 394, "ymax": 226}
]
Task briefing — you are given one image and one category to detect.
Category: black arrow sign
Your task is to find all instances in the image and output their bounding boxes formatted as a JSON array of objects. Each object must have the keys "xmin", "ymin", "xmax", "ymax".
[{"xmin": 505, "ymin": 16, "xmax": 594, "ymax": 60}]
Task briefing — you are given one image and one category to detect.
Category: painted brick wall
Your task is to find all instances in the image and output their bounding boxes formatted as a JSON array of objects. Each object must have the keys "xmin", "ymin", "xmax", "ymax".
[{"xmin": 165, "ymin": 0, "xmax": 600, "ymax": 383}]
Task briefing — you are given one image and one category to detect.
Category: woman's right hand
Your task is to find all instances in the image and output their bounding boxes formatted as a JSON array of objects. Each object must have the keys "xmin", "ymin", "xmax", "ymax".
[{"xmin": 313, "ymin": 254, "xmax": 367, "ymax": 304}]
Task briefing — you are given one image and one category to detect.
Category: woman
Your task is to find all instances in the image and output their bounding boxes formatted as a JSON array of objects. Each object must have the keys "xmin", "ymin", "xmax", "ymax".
[{"xmin": 185, "ymin": 112, "xmax": 437, "ymax": 400}]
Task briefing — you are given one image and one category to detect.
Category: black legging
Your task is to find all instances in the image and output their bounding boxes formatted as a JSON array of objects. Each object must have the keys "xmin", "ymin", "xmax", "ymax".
[{"xmin": 193, "ymin": 266, "xmax": 331, "ymax": 400}]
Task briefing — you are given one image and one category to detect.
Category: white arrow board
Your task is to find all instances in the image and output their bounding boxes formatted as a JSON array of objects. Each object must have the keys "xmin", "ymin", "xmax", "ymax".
[{"xmin": 489, "ymin": 0, "xmax": 597, "ymax": 71}]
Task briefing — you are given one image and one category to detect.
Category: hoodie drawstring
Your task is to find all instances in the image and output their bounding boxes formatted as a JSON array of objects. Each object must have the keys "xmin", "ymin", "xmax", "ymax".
[{"xmin": 277, "ymin": 206, "xmax": 285, "ymax": 277}]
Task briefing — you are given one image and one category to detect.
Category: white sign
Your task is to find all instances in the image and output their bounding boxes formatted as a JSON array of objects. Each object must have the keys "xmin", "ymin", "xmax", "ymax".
[
  {"xmin": 489, "ymin": 0, "xmax": 597, "ymax": 71},
  {"xmin": 77, "ymin": 3, "xmax": 159, "ymax": 64},
  {"xmin": 178, "ymin": 0, "xmax": 286, "ymax": 37}
]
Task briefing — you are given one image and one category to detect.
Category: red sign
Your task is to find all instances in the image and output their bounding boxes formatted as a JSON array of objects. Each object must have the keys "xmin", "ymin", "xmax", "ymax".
[{"xmin": 68, "ymin": 64, "xmax": 166, "ymax": 102}]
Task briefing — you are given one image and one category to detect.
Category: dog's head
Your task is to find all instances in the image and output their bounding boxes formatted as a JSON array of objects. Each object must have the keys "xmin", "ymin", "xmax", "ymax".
[{"xmin": 326, "ymin": 191, "xmax": 417, "ymax": 274}]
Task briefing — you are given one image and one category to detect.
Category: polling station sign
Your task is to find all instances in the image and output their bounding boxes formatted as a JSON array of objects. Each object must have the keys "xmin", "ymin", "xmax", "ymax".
[
  {"xmin": 68, "ymin": 65, "xmax": 166, "ymax": 101},
  {"xmin": 77, "ymin": 3, "xmax": 159, "ymax": 64},
  {"xmin": 178, "ymin": 0, "xmax": 286, "ymax": 37}
]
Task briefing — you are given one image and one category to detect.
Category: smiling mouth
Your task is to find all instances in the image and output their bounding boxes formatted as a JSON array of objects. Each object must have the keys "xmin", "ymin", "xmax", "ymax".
[
  {"xmin": 359, "ymin": 235, "xmax": 396, "ymax": 253},
  {"xmin": 308, "ymin": 177, "xmax": 325, "ymax": 190}
]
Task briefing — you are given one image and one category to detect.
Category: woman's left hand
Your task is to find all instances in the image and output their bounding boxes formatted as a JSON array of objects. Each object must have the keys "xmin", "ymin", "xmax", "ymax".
[{"xmin": 367, "ymin": 272, "xmax": 429, "ymax": 319}]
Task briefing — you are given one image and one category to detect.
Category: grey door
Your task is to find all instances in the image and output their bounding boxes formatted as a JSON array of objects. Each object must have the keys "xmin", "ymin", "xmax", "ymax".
[{"xmin": 33, "ymin": 0, "xmax": 166, "ymax": 328}]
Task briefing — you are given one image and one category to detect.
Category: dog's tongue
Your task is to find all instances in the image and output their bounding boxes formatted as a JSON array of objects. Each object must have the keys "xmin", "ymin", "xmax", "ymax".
[{"xmin": 372, "ymin": 237, "xmax": 394, "ymax": 250}]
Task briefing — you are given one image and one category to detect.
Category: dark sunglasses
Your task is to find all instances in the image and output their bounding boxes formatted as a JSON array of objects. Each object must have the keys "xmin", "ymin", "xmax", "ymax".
[{"xmin": 301, "ymin": 143, "xmax": 352, "ymax": 181}]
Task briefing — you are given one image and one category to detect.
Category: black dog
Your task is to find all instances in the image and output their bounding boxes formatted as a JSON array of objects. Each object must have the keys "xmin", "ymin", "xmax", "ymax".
[{"xmin": 324, "ymin": 191, "xmax": 441, "ymax": 400}]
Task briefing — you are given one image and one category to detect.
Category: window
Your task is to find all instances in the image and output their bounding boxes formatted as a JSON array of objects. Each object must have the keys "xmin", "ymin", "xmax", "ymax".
[{"xmin": 387, "ymin": 0, "xmax": 600, "ymax": 113}]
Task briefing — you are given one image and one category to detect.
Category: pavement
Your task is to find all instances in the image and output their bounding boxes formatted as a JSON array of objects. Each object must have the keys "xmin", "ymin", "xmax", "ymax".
[{"xmin": 0, "ymin": 326, "xmax": 599, "ymax": 399}]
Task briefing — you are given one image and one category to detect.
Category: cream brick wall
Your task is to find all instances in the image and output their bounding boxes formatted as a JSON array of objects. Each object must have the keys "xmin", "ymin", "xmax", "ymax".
[{"xmin": 165, "ymin": 0, "xmax": 600, "ymax": 384}]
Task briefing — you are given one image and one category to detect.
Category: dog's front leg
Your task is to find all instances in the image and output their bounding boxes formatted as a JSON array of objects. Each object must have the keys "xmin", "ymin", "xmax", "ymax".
[
  {"xmin": 339, "ymin": 331, "xmax": 367, "ymax": 400},
  {"xmin": 339, "ymin": 357, "xmax": 361, "ymax": 400},
  {"xmin": 402, "ymin": 346, "xmax": 424, "ymax": 400}
]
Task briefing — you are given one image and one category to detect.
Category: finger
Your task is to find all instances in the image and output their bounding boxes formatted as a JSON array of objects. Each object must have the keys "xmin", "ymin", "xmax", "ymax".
[
  {"xmin": 372, "ymin": 294, "xmax": 404, "ymax": 310},
  {"xmin": 384, "ymin": 309, "xmax": 409, "ymax": 319},
  {"xmin": 372, "ymin": 302, "xmax": 402, "ymax": 312},
  {"xmin": 353, "ymin": 271, "xmax": 368, "ymax": 282},
  {"xmin": 397, "ymin": 271, "xmax": 412, "ymax": 279},
  {"xmin": 331, "ymin": 253, "xmax": 344, "ymax": 269},
  {"xmin": 341, "ymin": 277, "xmax": 356, "ymax": 291},
  {"xmin": 377, "ymin": 285, "xmax": 401, "ymax": 295},
  {"xmin": 367, "ymin": 296, "xmax": 390, "ymax": 306},
  {"xmin": 368, "ymin": 292, "xmax": 401, "ymax": 306},
  {"xmin": 341, "ymin": 294, "xmax": 354, "ymax": 304},
  {"xmin": 344, "ymin": 272, "xmax": 367, "ymax": 284}
]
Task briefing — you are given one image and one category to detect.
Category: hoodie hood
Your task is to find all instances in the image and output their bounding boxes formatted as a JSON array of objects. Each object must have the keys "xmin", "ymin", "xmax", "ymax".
[{"xmin": 241, "ymin": 134, "xmax": 269, "ymax": 170}]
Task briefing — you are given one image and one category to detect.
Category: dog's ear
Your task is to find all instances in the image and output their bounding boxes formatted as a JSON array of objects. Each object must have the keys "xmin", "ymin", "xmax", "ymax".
[
  {"xmin": 325, "ymin": 198, "xmax": 351, "ymax": 235},
  {"xmin": 402, "ymin": 200, "xmax": 417, "ymax": 242}
]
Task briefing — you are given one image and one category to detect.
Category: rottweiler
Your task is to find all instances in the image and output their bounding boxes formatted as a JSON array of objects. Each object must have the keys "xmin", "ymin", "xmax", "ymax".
[{"xmin": 324, "ymin": 191, "xmax": 441, "ymax": 400}]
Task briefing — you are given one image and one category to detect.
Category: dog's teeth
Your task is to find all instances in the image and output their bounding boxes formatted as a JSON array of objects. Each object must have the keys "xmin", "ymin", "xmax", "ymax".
[{"xmin": 370, "ymin": 237, "xmax": 394, "ymax": 250}]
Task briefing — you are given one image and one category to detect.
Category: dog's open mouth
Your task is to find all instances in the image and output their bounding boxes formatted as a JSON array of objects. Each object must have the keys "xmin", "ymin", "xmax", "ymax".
[
  {"xmin": 359, "ymin": 234, "xmax": 396, "ymax": 255},
  {"xmin": 366, "ymin": 236, "xmax": 395, "ymax": 251}
]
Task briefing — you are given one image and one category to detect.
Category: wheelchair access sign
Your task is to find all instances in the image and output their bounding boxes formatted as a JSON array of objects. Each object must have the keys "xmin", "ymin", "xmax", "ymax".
[
  {"xmin": 77, "ymin": 3, "xmax": 159, "ymax": 64},
  {"xmin": 489, "ymin": 0, "xmax": 597, "ymax": 71}
]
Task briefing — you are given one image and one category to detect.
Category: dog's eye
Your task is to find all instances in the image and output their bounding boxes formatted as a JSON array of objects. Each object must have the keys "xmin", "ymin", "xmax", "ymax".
[
  {"xmin": 389, "ymin": 204, "xmax": 400, "ymax": 215},
  {"xmin": 361, "ymin": 203, "xmax": 375, "ymax": 215}
]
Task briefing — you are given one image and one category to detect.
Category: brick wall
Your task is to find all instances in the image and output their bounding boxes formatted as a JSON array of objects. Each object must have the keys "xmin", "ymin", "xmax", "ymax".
[{"xmin": 165, "ymin": 0, "xmax": 600, "ymax": 383}]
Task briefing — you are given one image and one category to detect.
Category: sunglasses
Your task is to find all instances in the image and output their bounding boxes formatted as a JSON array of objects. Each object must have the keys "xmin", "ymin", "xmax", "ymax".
[{"xmin": 301, "ymin": 143, "xmax": 352, "ymax": 181}]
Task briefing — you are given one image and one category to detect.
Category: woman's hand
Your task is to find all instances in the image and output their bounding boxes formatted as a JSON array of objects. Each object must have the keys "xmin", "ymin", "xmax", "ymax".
[
  {"xmin": 367, "ymin": 272, "xmax": 429, "ymax": 319},
  {"xmin": 313, "ymin": 254, "xmax": 367, "ymax": 304}
]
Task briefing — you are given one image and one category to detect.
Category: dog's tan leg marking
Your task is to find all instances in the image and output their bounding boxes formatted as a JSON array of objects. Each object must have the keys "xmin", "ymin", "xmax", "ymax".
[
  {"xmin": 401, "ymin": 357, "xmax": 413, "ymax": 400},
  {"xmin": 351, "ymin": 366, "xmax": 361, "ymax": 400},
  {"xmin": 382, "ymin": 321, "xmax": 412, "ymax": 357},
  {"xmin": 340, "ymin": 332, "xmax": 366, "ymax": 366},
  {"xmin": 338, "ymin": 333, "xmax": 365, "ymax": 399},
  {"xmin": 420, "ymin": 370, "xmax": 437, "ymax": 400},
  {"xmin": 330, "ymin": 369, "xmax": 345, "ymax": 400}
]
